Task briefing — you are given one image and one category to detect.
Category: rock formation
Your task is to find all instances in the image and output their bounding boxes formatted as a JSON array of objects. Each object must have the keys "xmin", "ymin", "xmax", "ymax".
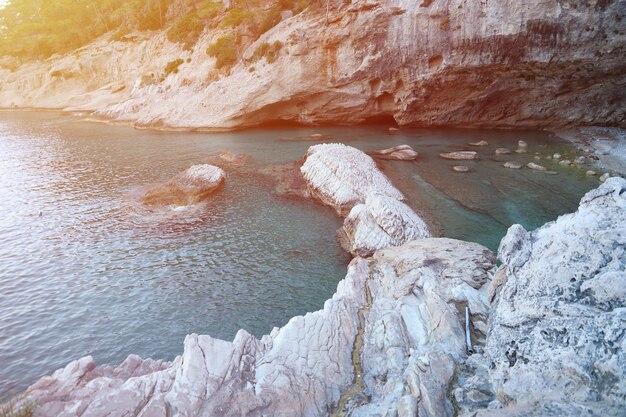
[
  {"xmin": 301, "ymin": 143, "xmax": 430, "ymax": 256},
  {"xmin": 440, "ymin": 151, "xmax": 479, "ymax": 160},
  {"xmin": 0, "ymin": 0, "xmax": 623, "ymax": 129},
  {"xmin": 368, "ymin": 144, "xmax": 419, "ymax": 161},
  {"xmin": 460, "ymin": 176, "xmax": 626, "ymax": 416},
  {"xmin": 141, "ymin": 164, "xmax": 225, "ymax": 206},
  {"xmin": 16, "ymin": 161, "xmax": 626, "ymax": 417}
]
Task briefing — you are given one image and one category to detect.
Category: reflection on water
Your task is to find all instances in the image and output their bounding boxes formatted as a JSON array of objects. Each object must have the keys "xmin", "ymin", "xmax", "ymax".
[{"xmin": 0, "ymin": 112, "xmax": 597, "ymax": 397}]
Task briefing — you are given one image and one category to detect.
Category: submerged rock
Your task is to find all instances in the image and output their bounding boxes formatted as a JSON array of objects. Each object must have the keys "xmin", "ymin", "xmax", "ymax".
[
  {"xmin": 369, "ymin": 144, "xmax": 418, "ymax": 161},
  {"xmin": 515, "ymin": 141, "xmax": 529, "ymax": 154},
  {"xmin": 527, "ymin": 162, "xmax": 547, "ymax": 171},
  {"xmin": 439, "ymin": 151, "xmax": 479, "ymax": 160},
  {"xmin": 207, "ymin": 151, "xmax": 251, "ymax": 167},
  {"xmin": 141, "ymin": 164, "xmax": 224, "ymax": 206},
  {"xmin": 502, "ymin": 162, "xmax": 522, "ymax": 169},
  {"xmin": 495, "ymin": 148, "xmax": 511, "ymax": 155},
  {"xmin": 470, "ymin": 140, "xmax": 489, "ymax": 146},
  {"xmin": 258, "ymin": 161, "xmax": 310, "ymax": 200}
]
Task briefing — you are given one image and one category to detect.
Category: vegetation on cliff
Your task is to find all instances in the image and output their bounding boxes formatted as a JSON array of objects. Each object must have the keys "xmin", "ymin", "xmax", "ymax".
[{"xmin": 0, "ymin": 0, "xmax": 320, "ymax": 61}]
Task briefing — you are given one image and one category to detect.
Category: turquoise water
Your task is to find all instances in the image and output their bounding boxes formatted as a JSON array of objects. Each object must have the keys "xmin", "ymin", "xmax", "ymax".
[{"xmin": 0, "ymin": 112, "xmax": 598, "ymax": 397}]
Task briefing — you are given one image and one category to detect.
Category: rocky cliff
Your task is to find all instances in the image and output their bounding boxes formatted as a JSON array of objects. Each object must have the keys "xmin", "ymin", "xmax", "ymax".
[{"xmin": 1, "ymin": 0, "xmax": 624, "ymax": 129}]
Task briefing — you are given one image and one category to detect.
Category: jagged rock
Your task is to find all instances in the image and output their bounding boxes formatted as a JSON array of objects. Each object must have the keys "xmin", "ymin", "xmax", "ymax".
[
  {"xmin": 439, "ymin": 151, "xmax": 479, "ymax": 160},
  {"xmin": 339, "ymin": 195, "xmax": 430, "ymax": 257},
  {"xmin": 23, "ymin": 237, "xmax": 494, "ymax": 417},
  {"xmin": 495, "ymin": 148, "xmax": 511, "ymax": 155},
  {"xmin": 141, "ymin": 164, "xmax": 225, "ymax": 206},
  {"xmin": 300, "ymin": 143, "xmax": 403, "ymax": 215},
  {"xmin": 527, "ymin": 162, "xmax": 546, "ymax": 171},
  {"xmin": 470, "ymin": 140, "xmax": 489, "ymax": 146},
  {"xmin": 469, "ymin": 177, "xmax": 626, "ymax": 416},
  {"xmin": 453, "ymin": 165, "xmax": 471, "ymax": 172},
  {"xmin": 369, "ymin": 144, "xmax": 418, "ymax": 161},
  {"xmin": 502, "ymin": 162, "xmax": 522, "ymax": 169}
]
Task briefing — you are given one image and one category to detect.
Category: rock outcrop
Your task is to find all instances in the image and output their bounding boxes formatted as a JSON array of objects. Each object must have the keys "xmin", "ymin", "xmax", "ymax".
[
  {"xmin": 368, "ymin": 145, "xmax": 419, "ymax": 161},
  {"xmin": 301, "ymin": 143, "xmax": 430, "ymax": 255},
  {"xmin": 1, "ymin": 1, "xmax": 623, "ymax": 129},
  {"xmin": 141, "ymin": 164, "xmax": 224, "ymax": 206},
  {"xmin": 23, "ymin": 237, "xmax": 495, "ymax": 417},
  {"xmin": 458, "ymin": 177, "xmax": 626, "ymax": 416}
]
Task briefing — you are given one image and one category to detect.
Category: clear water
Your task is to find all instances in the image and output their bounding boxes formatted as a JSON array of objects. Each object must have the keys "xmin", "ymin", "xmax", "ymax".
[{"xmin": 0, "ymin": 112, "xmax": 598, "ymax": 397}]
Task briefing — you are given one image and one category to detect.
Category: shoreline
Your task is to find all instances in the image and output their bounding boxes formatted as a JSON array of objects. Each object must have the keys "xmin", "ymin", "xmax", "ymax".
[{"xmin": 12, "ymin": 142, "xmax": 626, "ymax": 417}]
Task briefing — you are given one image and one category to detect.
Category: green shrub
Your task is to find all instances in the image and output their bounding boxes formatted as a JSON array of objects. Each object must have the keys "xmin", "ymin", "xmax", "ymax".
[
  {"xmin": 206, "ymin": 34, "xmax": 237, "ymax": 70},
  {"xmin": 220, "ymin": 8, "xmax": 253, "ymax": 27},
  {"xmin": 167, "ymin": 13, "xmax": 205, "ymax": 50},
  {"xmin": 164, "ymin": 58, "xmax": 184, "ymax": 76},
  {"xmin": 251, "ymin": 40, "xmax": 283, "ymax": 64}
]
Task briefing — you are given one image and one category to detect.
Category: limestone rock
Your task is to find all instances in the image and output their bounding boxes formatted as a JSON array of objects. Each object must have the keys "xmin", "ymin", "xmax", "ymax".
[
  {"xmin": 453, "ymin": 165, "xmax": 471, "ymax": 172},
  {"xmin": 141, "ymin": 164, "xmax": 225, "ymax": 206},
  {"xmin": 470, "ymin": 140, "xmax": 489, "ymax": 146},
  {"xmin": 527, "ymin": 162, "xmax": 546, "ymax": 171},
  {"xmin": 558, "ymin": 159, "xmax": 571, "ymax": 166},
  {"xmin": 340, "ymin": 195, "xmax": 430, "ymax": 257},
  {"xmin": 495, "ymin": 148, "xmax": 511, "ymax": 155},
  {"xmin": 369, "ymin": 144, "xmax": 418, "ymax": 161},
  {"xmin": 502, "ymin": 162, "xmax": 522, "ymax": 169},
  {"xmin": 482, "ymin": 177, "xmax": 626, "ymax": 416},
  {"xmin": 439, "ymin": 151, "xmax": 479, "ymax": 160},
  {"xmin": 300, "ymin": 143, "xmax": 403, "ymax": 215}
]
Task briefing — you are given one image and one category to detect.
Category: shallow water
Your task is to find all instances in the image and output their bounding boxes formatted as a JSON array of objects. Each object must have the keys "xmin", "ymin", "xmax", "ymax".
[{"xmin": 0, "ymin": 112, "xmax": 598, "ymax": 397}]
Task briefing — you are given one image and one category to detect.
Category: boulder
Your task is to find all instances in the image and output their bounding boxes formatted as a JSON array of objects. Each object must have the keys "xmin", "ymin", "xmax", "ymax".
[
  {"xmin": 339, "ymin": 195, "xmax": 430, "ymax": 257},
  {"xmin": 369, "ymin": 144, "xmax": 418, "ymax": 161},
  {"xmin": 141, "ymin": 165, "xmax": 225, "ymax": 206},
  {"xmin": 439, "ymin": 151, "xmax": 479, "ymax": 160},
  {"xmin": 527, "ymin": 162, "xmax": 546, "ymax": 171},
  {"xmin": 300, "ymin": 143, "xmax": 404, "ymax": 215},
  {"xmin": 502, "ymin": 162, "xmax": 522, "ymax": 169}
]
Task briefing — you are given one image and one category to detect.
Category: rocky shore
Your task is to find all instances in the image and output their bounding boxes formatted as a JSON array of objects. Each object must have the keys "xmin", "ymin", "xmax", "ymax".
[{"xmin": 18, "ymin": 145, "xmax": 625, "ymax": 417}]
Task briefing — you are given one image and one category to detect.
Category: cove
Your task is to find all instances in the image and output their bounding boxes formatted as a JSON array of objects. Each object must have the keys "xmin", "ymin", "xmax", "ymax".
[{"xmin": 0, "ymin": 111, "xmax": 598, "ymax": 398}]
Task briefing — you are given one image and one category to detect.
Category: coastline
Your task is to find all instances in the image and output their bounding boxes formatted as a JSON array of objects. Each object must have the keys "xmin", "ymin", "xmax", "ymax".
[{"xmin": 13, "ymin": 142, "xmax": 626, "ymax": 417}]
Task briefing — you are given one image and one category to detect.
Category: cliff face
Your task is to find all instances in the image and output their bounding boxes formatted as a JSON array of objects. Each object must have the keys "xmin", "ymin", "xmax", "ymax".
[{"xmin": 0, "ymin": 0, "xmax": 624, "ymax": 129}]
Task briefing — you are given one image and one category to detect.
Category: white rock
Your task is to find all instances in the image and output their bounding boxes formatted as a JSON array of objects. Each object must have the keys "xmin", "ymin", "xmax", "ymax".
[{"xmin": 300, "ymin": 143, "xmax": 403, "ymax": 214}]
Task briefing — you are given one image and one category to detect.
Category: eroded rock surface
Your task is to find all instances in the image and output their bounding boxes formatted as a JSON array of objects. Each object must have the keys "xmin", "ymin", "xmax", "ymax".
[
  {"xmin": 141, "ymin": 164, "xmax": 225, "ymax": 206},
  {"xmin": 461, "ymin": 177, "xmax": 626, "ymax": 416},
  {"xmin": 24, "ymin": 237, "xmax": 495, "ymax": 417},
  {"xmin": 1, "ymin": 1, "xmax": 623, "ymax": 129},
  {"xmin": 301, "ymin": 143, "xmax": 431, "ymax": 255}
]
